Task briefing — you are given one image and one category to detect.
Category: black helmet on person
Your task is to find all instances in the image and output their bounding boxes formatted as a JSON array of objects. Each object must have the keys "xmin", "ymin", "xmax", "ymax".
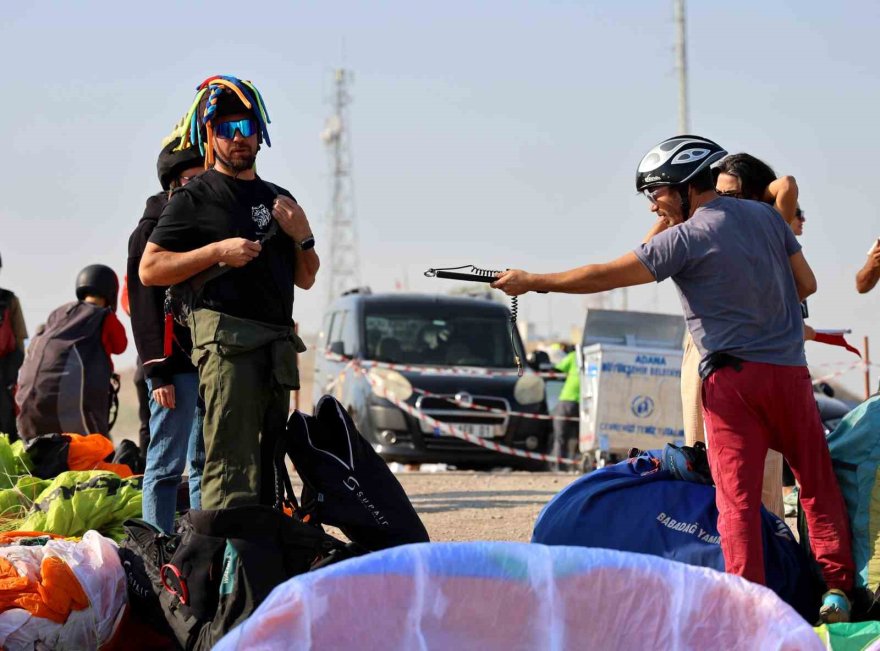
[
  {"xmin": 157, "ymin": 139, "xmax": 205, "ymax": 191},
  {"xmin": 75, "ymin": 265, "xmax": 119, "ymax": 311},
  {"xmin": 635, "ymin": 135, "xmax": 727, "ymax": 192}
]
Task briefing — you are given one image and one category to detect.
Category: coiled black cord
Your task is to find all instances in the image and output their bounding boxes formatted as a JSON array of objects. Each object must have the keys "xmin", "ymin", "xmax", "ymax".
[{"xmin": 424, "ymin": 265, "xmax": 524, "ymax": 375}]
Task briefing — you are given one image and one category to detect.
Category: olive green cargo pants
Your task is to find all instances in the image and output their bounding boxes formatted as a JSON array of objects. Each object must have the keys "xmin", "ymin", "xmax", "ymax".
[{"xmin": 189, "ymin": 309, "xmax": 306, "ymax": 510}]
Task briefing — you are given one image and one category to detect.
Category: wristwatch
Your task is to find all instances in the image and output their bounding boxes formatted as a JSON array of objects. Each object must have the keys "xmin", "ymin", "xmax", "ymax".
[{"xmin": 295, "ymin": 235, "xmax": 316, "ymax": 251}]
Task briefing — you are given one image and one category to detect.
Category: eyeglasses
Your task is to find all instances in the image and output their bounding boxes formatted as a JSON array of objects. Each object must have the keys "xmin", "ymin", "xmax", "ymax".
[
  {"xmin": 717, "ymin": 190, "xmax": 742, "ymax": 198},
  {"xmin": 642, "ymin": 188, "xmax": 663, "ymax": 205},
  {"xmin": 795, "ymin": 209, "xmax": 805, "ymax": 221},
  {"xmin": 214, "ymin": 118, "xmax": 258, "ymax": 140}
]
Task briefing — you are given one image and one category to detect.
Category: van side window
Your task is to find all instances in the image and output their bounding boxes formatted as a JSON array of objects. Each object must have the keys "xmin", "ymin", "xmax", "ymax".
[
  {"xmin": 318, "ymin": 312, "xmax": 333, "ymax": 351},
  {"xmin": 341, "ymin": 310, "xmax": 358, "ymax": 357},
  {"xmin": 328, "ymin": 311, "xmax": 346, "ymax": 354}
]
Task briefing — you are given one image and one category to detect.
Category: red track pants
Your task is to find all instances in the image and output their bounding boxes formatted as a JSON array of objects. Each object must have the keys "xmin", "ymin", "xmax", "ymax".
[{"xmin": 701, "ymin": 362, "xmax": 853, "ymax": 591}]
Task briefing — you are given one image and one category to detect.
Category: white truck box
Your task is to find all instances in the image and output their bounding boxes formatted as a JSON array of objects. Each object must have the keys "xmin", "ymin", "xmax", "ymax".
[{"xmin": 577, "ymin": 309, "xmax": 686, "ymax": 464}]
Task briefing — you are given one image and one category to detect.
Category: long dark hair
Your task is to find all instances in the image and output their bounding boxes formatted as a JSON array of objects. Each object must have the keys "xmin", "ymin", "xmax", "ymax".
[{"xmin": 714, "ymin": 153, "xmax": 777, "ymax": 202}]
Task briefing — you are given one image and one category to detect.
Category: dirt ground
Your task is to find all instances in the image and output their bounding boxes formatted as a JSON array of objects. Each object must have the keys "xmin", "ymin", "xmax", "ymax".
[
  {"xmin": 290, "ymin": 470, "xmax": 581, "ymax": 543},
  {"xmin": 387, "ymin": 471, "xmax": 580, "ymax": 541}
]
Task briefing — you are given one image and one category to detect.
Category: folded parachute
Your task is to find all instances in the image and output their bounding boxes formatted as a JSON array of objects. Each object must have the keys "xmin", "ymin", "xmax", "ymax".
[
  {"xmin": 0, "ymin": 531, "xmax": 125, "ymax": 650},
  {"xmin": 10, "ymin": 472, "xmax": 143, "ymax": 541},
  {"xmin": 215, "ymin": 542, "xmax": 822, "ymax": 651}
]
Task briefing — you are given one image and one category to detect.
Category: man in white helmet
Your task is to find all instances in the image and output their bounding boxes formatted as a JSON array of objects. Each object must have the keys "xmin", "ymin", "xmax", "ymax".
[{"xmin": 493, "ymin": 135, "xmax": 854, "ymax": 623}]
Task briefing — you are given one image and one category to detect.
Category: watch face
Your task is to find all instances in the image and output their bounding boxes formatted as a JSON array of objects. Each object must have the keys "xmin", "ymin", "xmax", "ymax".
[{"xmin": 301, "ymin": 236, "xmax": 316, "ymax": 251}]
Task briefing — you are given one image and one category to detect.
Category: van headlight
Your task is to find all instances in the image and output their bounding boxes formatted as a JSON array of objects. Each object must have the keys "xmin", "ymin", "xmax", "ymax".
[
  {"xmin": 368, "ymin": 367, "xmax": 413, "ymax": 402},
  {"xmin": 514, "ymin": 374, "xmax": 545, "ymax": 405}
]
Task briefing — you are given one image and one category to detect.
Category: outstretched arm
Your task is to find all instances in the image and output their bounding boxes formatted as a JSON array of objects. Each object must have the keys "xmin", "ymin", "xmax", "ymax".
[{"xmin": 491, "ymin": 252, "xmax": 656, "ymax": 296}]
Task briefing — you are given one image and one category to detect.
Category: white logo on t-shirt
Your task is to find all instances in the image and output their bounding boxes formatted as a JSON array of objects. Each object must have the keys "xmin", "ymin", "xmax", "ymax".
[{"xmin": 252, "ymin": 204, "xmax": 272, "ymax": 230}]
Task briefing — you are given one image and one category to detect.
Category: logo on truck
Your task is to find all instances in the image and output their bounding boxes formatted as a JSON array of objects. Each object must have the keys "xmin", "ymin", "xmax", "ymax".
[{"xmin": 631, "ymin": 395, "xmax": 655, "ymax": 418}]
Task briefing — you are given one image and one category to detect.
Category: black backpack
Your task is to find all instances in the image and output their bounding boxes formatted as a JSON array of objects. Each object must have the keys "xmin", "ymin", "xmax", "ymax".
[
  {"xmin": 283, "ymin": 395, "xmax": 430, "ymax": 551},
  {"xmin": 120, "ymin": 505, "xmax": 344, "ymax": 651},
  {"xmin": 15, "ymin": 301, "xmax": 112, "ymax": 440}
]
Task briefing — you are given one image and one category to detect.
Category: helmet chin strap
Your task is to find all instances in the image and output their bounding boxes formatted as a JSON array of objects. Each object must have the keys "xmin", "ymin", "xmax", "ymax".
[
  {"xmin": 677, "ymin": 185, "xmax": 691, "ymax": 222},
  {"xmin": 213, "ymin": 150, "xmax": 234, "ymax": 171}
]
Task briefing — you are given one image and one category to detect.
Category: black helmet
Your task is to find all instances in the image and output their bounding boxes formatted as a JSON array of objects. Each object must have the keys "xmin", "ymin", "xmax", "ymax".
[
  {"xmin": 636, "ymin": 135, "xmax": 727, "ymax": 192},
  {"xmin": 157, "ymin": 140, "xmax": 204, "ymax": 191},
  {"xmin": 75, "ymin": 264, "xmax": 119, "ymax": 311}
]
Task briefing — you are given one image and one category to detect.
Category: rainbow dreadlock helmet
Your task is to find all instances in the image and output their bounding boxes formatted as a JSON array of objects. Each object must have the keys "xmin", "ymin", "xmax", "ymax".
[{"xmin": 175, "ymin": 75, "xmax": 272, "ymax": 169}]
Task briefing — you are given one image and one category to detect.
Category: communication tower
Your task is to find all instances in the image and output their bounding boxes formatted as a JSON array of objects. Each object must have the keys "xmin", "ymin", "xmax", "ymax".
[{"xmin": 320, "ymin": 69, "xmax": 361, "ymax": 302}]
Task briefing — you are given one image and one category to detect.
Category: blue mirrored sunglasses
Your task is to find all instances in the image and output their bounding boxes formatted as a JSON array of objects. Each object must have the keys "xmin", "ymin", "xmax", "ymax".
[{"xmin": 215, "ymin": 118, "xmax": 258, "ymax": 140}]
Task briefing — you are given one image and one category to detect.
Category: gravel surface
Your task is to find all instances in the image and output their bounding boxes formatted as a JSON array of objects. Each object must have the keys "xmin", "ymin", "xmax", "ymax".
[{"xmin": 291, "ymin": 470, "xmax": 580, "ymax": 543}]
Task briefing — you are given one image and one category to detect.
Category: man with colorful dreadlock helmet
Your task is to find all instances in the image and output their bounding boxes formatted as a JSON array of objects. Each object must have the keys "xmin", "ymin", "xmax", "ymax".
[
  {"xmin": 126, "ymin": 121, "xmax": 206, "ymax": 533},
  {"xmin": 492, "ymin": 134, "xmax": 855, "ymax": 624},
  {"xmin": 140, "ymin": 76, "xmax": 318, "ymax": 510}
]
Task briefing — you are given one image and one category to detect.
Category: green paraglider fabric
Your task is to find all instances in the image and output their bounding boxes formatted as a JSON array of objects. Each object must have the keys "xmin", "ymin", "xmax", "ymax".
[
  {"xmin": 18, "ymin": 472, "xmax": 143, "ymax": 541},
  {"xmin": 814, "ymin": 621, "xmax": 880, "ymax": 650}
]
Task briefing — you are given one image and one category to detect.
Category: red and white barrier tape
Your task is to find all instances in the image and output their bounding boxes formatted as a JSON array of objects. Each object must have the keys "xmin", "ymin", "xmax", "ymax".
[
  {"xmin": 409, "ymin": 386, "xmax": 579, "ymax": 422},
  {"xmin": 811, "ymin": 361, "xmax": 864, "ymax": 386},
  {"xmin": 810, "ymin": 360, "xmax": 863, "ymax": 371},
  {"xmin": 322, "ymin": 352, "xmax": 566, "ymax": 379},
  {"xmin": 357, "ymin": 364, "xmax": 578, "ymax": 466}
]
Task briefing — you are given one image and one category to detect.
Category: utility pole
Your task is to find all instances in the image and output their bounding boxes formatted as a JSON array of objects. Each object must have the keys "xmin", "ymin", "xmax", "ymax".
[
  {"xmin": 321, "ymin": 69, "xmax": 361, "ymax": 303},
  {"xmin": 674, "ymin": 0, "xmax": 689, "ymax": 134}
]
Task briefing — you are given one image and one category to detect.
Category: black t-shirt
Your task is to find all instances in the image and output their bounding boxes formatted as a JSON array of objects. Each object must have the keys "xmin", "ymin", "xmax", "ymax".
[{"xmin": 149, "ymin": 169, "xmax": 297, "ymax": 326}]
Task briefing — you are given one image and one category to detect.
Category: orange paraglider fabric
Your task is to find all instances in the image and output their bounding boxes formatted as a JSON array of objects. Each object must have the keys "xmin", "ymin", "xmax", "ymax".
[
  {"xmin": 0, "ymin": 556, "xmax": 89, "ymax": 623},
  {"xmin": 66, "ymin": 434, "xmax": 134, "ymax": 478}
]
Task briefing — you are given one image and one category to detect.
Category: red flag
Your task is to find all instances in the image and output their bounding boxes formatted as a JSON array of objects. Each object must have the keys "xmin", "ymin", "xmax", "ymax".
[{"xmin": 813, "ymin": 330, "xmax": 861, "ymax": 358}]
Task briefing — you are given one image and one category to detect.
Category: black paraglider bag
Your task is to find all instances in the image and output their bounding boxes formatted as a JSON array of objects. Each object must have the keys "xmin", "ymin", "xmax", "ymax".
[{"xmin": 284, "ymin": 395, "xmax": 430, "ymax": 551}]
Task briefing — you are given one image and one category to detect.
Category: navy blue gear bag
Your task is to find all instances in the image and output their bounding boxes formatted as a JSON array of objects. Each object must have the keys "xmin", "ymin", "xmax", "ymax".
[{"xmin": 532, "ymin": 450, "xmax": 821, "ymax": 622}]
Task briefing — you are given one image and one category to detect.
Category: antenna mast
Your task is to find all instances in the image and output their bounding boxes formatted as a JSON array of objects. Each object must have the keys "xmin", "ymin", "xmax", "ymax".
[
  {"xmin": 321, "ymin": 69, "xmax": 361, "ymax": 302},
  {"xmin": 674, "ymin": 0, "xmax": 689, "ymax": 133}
]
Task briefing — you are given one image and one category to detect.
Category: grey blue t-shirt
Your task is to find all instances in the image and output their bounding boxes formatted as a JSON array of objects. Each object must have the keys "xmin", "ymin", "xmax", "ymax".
[{"xmin": 633, "ymin": 196, "xmax": 806, "ymax": 366}]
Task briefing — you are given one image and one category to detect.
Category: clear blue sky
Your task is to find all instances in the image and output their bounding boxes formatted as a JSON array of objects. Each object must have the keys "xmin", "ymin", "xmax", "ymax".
[{"xmin": 2, "ymin": 0, "xmax": 879, "ymax": 394}]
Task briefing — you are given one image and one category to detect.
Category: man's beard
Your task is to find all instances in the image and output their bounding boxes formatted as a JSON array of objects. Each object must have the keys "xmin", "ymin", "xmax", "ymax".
[{"xmin": 226, "ymin": 151, "xmax": 256, "ymax": 172}]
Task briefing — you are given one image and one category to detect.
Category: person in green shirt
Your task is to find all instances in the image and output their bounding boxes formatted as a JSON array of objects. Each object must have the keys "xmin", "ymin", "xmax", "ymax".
[{"xmin": 551, "ymin": 348, "xmax": 579, "ymax": 470}]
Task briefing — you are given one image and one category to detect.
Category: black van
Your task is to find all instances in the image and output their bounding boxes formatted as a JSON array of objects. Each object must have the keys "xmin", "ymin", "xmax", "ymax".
[{"xmin": 314, "ymin": 291, "xmax": 551, "ymax": 468}]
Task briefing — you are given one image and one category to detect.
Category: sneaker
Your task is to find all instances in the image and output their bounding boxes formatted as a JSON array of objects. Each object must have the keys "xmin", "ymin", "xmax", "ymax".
[{"xmin": 819, "ymin": 589, "xmax": 851, "ymax": 624}]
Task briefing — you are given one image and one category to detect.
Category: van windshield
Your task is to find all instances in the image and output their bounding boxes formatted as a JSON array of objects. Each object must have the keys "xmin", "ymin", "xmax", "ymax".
[{"xmin": 364, "ymin": 305, "xmax": 517, "ymax": 368}]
